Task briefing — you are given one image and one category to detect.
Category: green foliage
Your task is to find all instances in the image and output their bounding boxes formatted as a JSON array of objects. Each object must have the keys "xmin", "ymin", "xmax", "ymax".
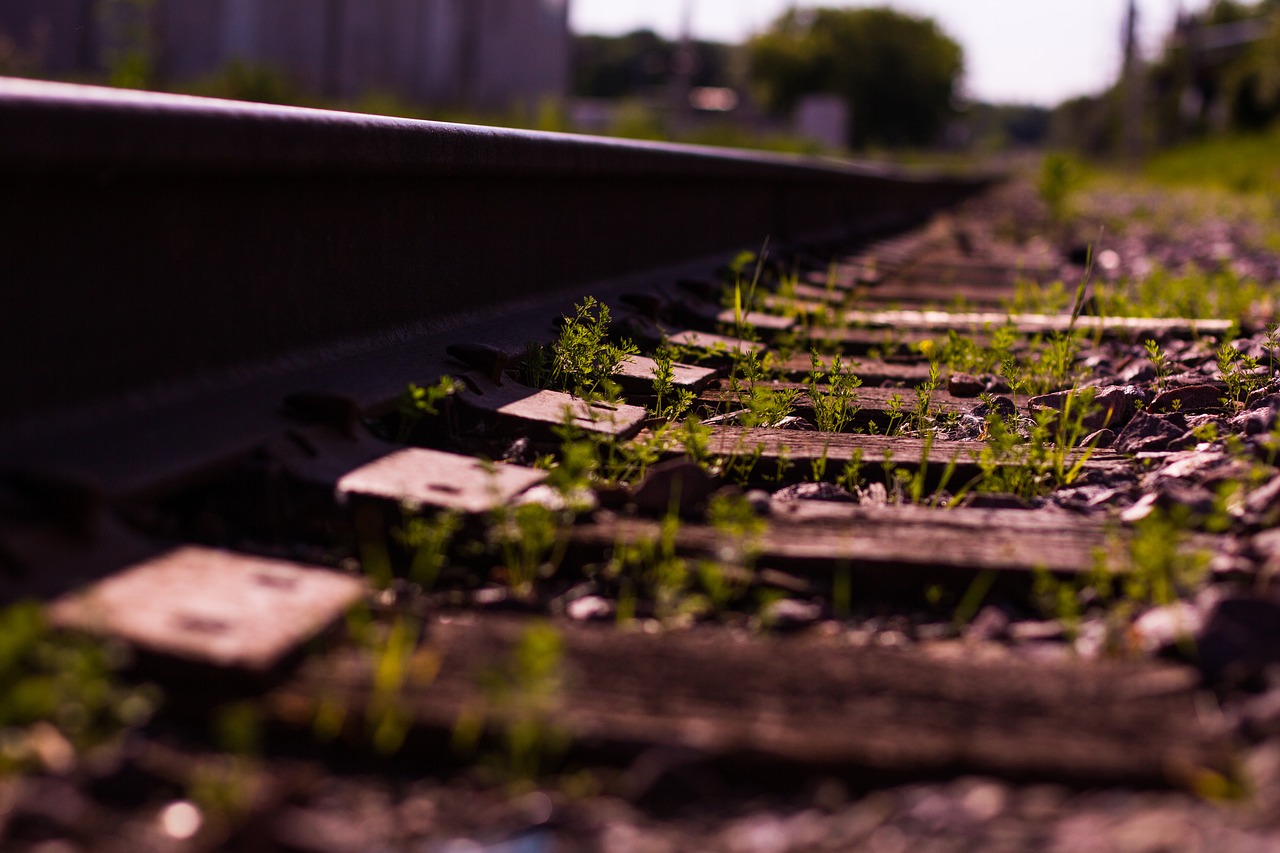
[
  {"xmin": 395, "ymin": 511, "xmax": 463, "ymax": 590},
  {"xmin": 726, "ymin": 239, "xmax": 771, "ymax": 342},
  {"xmin": 1038, "ymin": 154, "xmax": 1082, "ymax": 223},
  {"xmin": 1093, "ymin": 265, "xmax": 1266, "ymax": 327},
  {"xmin": 0, "ymin": 603, "xmax": 157, "ymax": 774},
  {"xmin": 1034, "ymin": 507, "xmax": 1212, "ymax": 645},
  {"xmin": 608, "ymin": 511, "xmax": 702, "ymax": 622},
  {"xmin": 187, "ymin": 59, "xmax": 300, "ymax": 105},
  {"xmin": 1218, "ymin": 341, "xmax": 1269, "ymax": 406},
  {"xmin": 748, "ymin": 6, "xmax": 964, "ymax": 147},
  {"xmin": 934, "ymin": 325, "xmax": 1020, "ymax": 377},
  {"xmin": 707, "ymin": 493, "xmax": 766, "ymax": 573},
  {"xmin": 1124, "ymin": 508, "xmax": 1213, "ymax": 606},
  {"xmin": 836, "ymin": 448, "xmax": 865, "ymax": 492},
  {"xmin": 650, "ymin": 346, "xmax": 695, "ymax": 422},
  {"xmin": 973, "ymin": 387, "xmax": 1097, "ymax": 499},
  {"xmin": 1008, "ymin": 279, "xmax": 1074, "ymax": 315},
  {"xmin": 546, "ymin": 297, "xmax": 639, "ymax": 401},
  {"xmin": 572, "ymin": 30, "xmax": 735, "ymax": 99},
  {"xmin": 489, "ymin": 503, "xmax": 568, "ymax": 595},
  {"xmin": 806, "ymin": 351, "xmax": 863, "ymax": 432},
  {"xmin": 338, "ymin": 607, "xmax": 437, "ymax": 755},
  {"xmin": 913, "ymin": 360, "xmax": 942, "ymax": 432},
  {"xmin": 741, "ymin": 385, "xmax": 800, "ymax": 429},
  {"xmin": 457, "ymin": 623, "xmax": 569, "ymax": 781},
  {"xmin": 101, "ymin": 0, "xmax": 158, "ymax": 89},
  {"xmin": 546, "ymin": 415, "xmax": 668, "ymax": 495},
  {"xmin": 726, "ymin": 349, "xmax": 798, "ymax": 429},
  {"xmin": 1145, "ymin": 127, "xmax": 1280, "ymax": 195},
  {"xmin": 396, "ymin": 376, "xmax": 462, "ymax": 442},
  {"xmin": 1144, "ymin": 339, "xmax": 1172, "ymax": 392}
]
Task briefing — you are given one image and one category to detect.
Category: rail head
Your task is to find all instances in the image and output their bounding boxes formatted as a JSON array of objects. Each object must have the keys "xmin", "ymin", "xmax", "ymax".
[
  {"xmin": 1, "ymin": 78, "xmax": 997, "ymax": 495},
  {"xmin": 0, "ymin": 77, "xmax": 998, "ymax": 186}
]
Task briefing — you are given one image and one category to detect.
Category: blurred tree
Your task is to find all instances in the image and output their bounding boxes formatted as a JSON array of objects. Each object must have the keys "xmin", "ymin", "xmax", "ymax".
[
  {"xmin": 746, "ymin": 6, "xmax": 963, "ymax": 147},
  {"xmin": 1143, "ymin": 0, "xmax": 1280, "ymax": 143},
  {"xmin": 572, "ymin": 30, "xmax": 736, "ymax": 98},
  {"xmin": 957, "ymin": 103, "xmax": 1052, "ymax": 151}
]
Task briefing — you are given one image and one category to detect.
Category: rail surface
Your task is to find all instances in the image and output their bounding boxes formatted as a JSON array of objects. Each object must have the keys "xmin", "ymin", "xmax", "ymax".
[
  {"xmin": 0, "ymin": 79, "xmax": 984, "ymax": 423},
  {"xmin": 0, "ymin": 77, "xmax": 989, "ymax": 496}
]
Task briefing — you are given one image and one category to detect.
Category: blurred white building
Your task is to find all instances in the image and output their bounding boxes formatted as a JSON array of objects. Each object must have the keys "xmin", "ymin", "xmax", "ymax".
[{"xmin": 0, "ymin": 0, "xmax": 570, "ymax": 111}]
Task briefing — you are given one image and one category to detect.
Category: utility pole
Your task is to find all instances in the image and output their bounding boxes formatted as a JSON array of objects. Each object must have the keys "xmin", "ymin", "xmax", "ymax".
[
  {"xmin": 1121, "ymin": 0, "xmax": 1145, "ymax": 159},
  {"xmin": 670, "ymin": 0, "xmax": 697, "ymax": 135}
]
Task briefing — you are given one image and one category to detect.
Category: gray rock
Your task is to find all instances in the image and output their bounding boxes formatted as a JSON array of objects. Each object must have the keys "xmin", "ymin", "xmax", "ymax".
[
  {"xmin": 1114, "ymin": 412, "xmax": 1195, "ymax": 454},
  {"xmin": 764, "ymin": 598, "xmax": 823, "ymax": 631},
  {"xmin": 772, "ymin": 482, "xmax": 856, "ymax": 503},
  {"xmin": 964, "ymin": 606, "xmax": 1011, "ymax": 641},
  {"xmin": 567, "ymin": 595, "xmax": 614, "ymax": 622},
  {"xmin": 1132, "ymin": 603, "xmax": 1201, "ymax": 655},
  {"xmin": 1197, "ymin": 595, "xmax": 1280, "ymax": 687},
  {"xmin": 972, "ymin": 396, "xmax": 1017, "ymax": 421},
  {"xmin": 1149, "ymin": 384, "xmax": 1227, "ymax": 414},
  {"xmin": 1081, "ymin": 428, "xmax": 1116, "ymax": 448},
  {"xmin": 1031, "ymin": 385, "xmax": 1146, "ymax": 431},
  {"xmin": 631, "ymin": 458, "xmax": 717, "ymax": 517},
  {"xmin": 947, "ymin": 372, "xmax": 985, "ymax": 398}
]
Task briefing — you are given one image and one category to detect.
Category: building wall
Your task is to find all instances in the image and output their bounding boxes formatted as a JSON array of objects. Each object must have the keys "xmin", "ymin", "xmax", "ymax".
[{"xmin": 0, "ymin": 0, "xmax": 570, "ymax": 112}]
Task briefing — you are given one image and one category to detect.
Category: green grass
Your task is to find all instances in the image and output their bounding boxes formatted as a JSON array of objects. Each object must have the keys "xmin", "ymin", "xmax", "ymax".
[{"xmin": 1145, "ymin": 128, "xmax": 1280, "ymax": 196}]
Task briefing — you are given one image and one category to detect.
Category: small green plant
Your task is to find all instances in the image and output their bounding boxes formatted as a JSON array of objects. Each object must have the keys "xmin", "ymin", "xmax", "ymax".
[
  {"xmin": 546, "ymin": 415, "xmax": 669, "ymax": 494},
  {"xmin": 650, "ymin": 346, "xmax": 696, "ymax": 422},
  {"xmin": 1032, "ymin": 567, "xmax": 1085, "ymax": 641},
  {"xmin": 733, "ymin": 350, "xmax": 799, "ymax": 428},
  {"xmin": 1144, "ymin": 339, "xmax": 1172, "ymax": 392},
  {"xmin": 397, "ymin": 376, "xmax": 462, "ymax": 442},
  {"xmin": 952, "ymin": 571, "xmax": 998, "ymax": 633},
  {"xmin": 1009, "ymin": 278, "xmax": 1074, "ymax": 315},
  {"xmin": 836, "ymin": 448, "xmax": 865, "ymax": 492},
  {"xmin": 546, "ymin": 297, "xmax": 639, "ymax": 401},
  {"xmin": 726, "ymin": 238, "xmax": 771, "ymax": 341},
  {"xmin": 972, "ymin": 386, "xmax": 1097, "ymax": 499},
  {"xmin": 455, "ymin": 622, "xmax": 570, "ymax": 781},
  {"xmin": 875, "ymin": 389, "xmax": 916, "ymax": 435},
  {"xmin": 806, "ymin": 351, "xmax": 863, "ymax": 432},
  {"xmin": 395, "ymin": 510, "xmax": 463, "ymax": 590},
  {"xmin": 1124, "ymin": 507, "xmax": 1212, "ymax": 606},
  {"xmin": 1034, "ymin": 507, "xmax": 1212, "ymax": 653},
  {"xmin": 489, "ymin": 502, "xmax": 569, "ymax": 596},
  {"xmin": 678, "ymin": 416, "xmax": 714, "ymax": 470},
  {"xmin": 608, "ymin": 509, "xmax": 701, "ymax": 622},
  {"xmin": 1266, "ymin": 324, "xmax": 1280, "ymax": 378},
  {"xmin": 810, "ymin": 444, "xmax": 831, "ymax": 481},
  {"xmin": 1038, "ymin": 153, "xmax": 1080, "ymax": 224},
  {"xmin": 340, "ymin": 605, "xmax": 439, "ymax": 755},
  {"xmin": 1092, "ymin": 264, "xmax": 1266, "ymax": 329},
  {"xmin": 707, "ymin": 492, "xmax": 766, "ymax": 574},
  {"xmin": 931, "ymin": 324, "xmax": 1018, "ymax": 376},
  {"xmin": 913, "ymin": 360, "xmax": 942, "ymax": 433},
  {"xmin": 0, "ymin": 603, "xmax": 159, "ymax": 775},
  {"xmin": 1218, "ymin": 342, "xmax": 1267, "ymax": 407}
]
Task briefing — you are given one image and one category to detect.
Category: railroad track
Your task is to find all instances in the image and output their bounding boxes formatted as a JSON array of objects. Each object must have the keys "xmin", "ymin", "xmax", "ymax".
[{"xmin": 4, "ymin": 78, "xmax": 1280, "ymax": 850}]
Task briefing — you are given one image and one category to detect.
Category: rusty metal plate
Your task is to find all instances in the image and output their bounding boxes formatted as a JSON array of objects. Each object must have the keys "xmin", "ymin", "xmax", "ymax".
[
  {"xmin": 457, "ymin": 374, "xmax": 647, "ymax": 437},
  {"xmin": 612, "ymin": 355, "xmax": 719, "ymax": 395},
  {"xmin": 337, "ymin": 447, "xmax": 545, "ymax": 513},
  {"xmin": 711, "ymin": 308, "xmax": 796, "ymax": 333},
  {"xmin": 663, "ymin": 330, "xmax": 767, "ymax": 357},
  {"xmin": 47, "ymin": 546, "xmax": 364, "ymax": 672}
]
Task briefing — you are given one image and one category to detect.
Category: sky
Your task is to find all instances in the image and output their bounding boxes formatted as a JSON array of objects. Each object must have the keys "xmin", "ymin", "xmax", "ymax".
[{"xmin": 568, "ymin": 0, "xmax": 1216, "ymax": 106}]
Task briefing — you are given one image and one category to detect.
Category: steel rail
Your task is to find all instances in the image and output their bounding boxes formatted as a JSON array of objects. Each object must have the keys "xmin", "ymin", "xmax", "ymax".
[{"xmin": 0, "ymin": 77, "xmax": 992, "ymax": 495}]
